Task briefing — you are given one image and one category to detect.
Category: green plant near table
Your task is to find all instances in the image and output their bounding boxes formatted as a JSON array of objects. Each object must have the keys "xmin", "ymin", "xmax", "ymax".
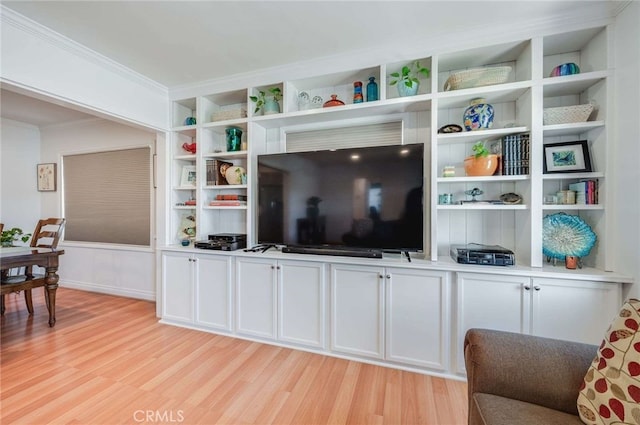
[
  {"xmin": 470, "ymin": 141, "xmax": 490, "ymax": 158},
  {"xmin": 389, "ymin": 60, "xmax": 431, "ymax": 89},
  {"xmin": 1, "ymin": 227, "xmax": 32, "ymax": 247},
  {"xmin": 249, "ymin": 87, "xmax": 282, "ymax": 113}
]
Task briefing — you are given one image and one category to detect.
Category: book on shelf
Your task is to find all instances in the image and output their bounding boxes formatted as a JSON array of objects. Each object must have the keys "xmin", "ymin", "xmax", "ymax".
[
  {"xmin": 492, "ymin": 133, "xmax": 529, "ymax": 176},
  {"xmin": 568, "ymin": 179, "xmax": 599, "ymax": 204},
  {"xmin": 209, "ymin": 200, "xmax": 247, "ymax": 206},
  {"xmin": 215, "ymin": 194, "xmax": 247, "ymax": 201},
  {"xmin": 206, "ymin": 160, "xmax": 216, "ymax": 186}
]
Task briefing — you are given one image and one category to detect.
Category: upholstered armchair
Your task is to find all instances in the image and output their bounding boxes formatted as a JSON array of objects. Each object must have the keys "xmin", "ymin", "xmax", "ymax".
[{"xmin": 464, "ymin": 328, "xmax": 597, "ymax": 425}]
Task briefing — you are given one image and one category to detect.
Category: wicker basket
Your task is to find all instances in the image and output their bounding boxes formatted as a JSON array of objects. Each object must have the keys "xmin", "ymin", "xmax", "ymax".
[
  {"xmin": 444, "ymin": 66, "xmax": 512, "ymax": 91},
  {"xmin": 211, "ymin": 108, "xmax": 247, "ymax": 122},
  {"xmin": 543, "ymin": 104, "xmax": 594, "ymax": 125}
]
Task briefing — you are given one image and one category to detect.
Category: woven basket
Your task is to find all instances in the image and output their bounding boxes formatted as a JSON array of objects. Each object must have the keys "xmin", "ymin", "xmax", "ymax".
[
  {"xmin": 543, "ymin": 104, "xmax": 594, "ymax": 125},
  {"xmin": 211, "ymin": 108, "xmax": 247, "ymax": 122},
  {"xmin": 444, "ymin": 66, "xmax": 512, "ymax": 91}
]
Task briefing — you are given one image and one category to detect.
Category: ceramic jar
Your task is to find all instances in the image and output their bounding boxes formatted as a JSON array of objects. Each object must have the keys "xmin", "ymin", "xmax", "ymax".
[
  {"xmin": 262, "ymin": 97, "xmax": 280, "ymax": 115},
  {"xmin": 550, "ymin": 62, "xmax": 580, "ymax": 77},
  {"xmin": 225, "ymin": 126, "xmax": 243, "ymax": 152},
  {"xmin": 397, "ymin": 80, "xmax": 419, "ymax": 97},
  {"xmin": 225, "ymin": 166, "xmax": 246, "ymax": 185},
  {"xmin": 323, "ymin": 94, "xmax": 345, "ymax": 108},
  {"xmin": 463, "ymin": 98, "xmax": 494, "ymax": 131}
]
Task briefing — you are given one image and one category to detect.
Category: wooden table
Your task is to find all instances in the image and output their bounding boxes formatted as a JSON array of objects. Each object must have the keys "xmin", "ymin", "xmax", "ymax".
[{"xmin": 0, "ymin": 247, "xmax": 65, "ymax": 327}]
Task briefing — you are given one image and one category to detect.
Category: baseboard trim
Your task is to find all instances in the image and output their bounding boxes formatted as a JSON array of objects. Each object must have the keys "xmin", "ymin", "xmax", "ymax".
[{"xmin": 60, "ymin": 280, "xmax": 155, "ymax": 301}]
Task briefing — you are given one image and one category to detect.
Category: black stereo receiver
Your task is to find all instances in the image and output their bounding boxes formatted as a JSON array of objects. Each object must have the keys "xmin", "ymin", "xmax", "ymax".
[
  {"xmin": 194, "ymin": 233, "xmax": 246, "ymax": 251},
  {"xmin": 450, "ymin": 243, "xmax": 515, "ymax": 266}
]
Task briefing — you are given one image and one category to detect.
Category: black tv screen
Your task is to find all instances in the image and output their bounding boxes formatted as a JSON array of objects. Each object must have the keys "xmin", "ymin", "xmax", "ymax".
[{"xmin": 257, "ymin": 144, "xmax": 424, "ymax": 252}]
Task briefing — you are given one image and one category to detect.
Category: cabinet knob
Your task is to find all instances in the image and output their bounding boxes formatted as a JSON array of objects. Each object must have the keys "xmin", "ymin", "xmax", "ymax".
[
  {"xmin": 386, "ymin": 274, "xmax": 391, "ymax": 279},
  {"xmin": 276, "ymin": 265, "xmax": 281, "ymax": 270},
  {"xmin": 534, "ymin": 285, "xmax": 541, "ymax": 291},
  {"xmin": 379, "ymin": 274, "xmax": 384, "ymax": 279},
  {"xmin": 271, "ymin": 265, "xmax": 275, "ymax": 269},
  {"xmin": 524, "ymin": 284, "xmax": 531, "ymax": 290}
]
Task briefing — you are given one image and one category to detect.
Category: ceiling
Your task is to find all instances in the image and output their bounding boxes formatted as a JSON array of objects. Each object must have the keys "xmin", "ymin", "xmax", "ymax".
[{"xmin": 0, "ymin": 0, "xmax": 622, "ymax": 128}]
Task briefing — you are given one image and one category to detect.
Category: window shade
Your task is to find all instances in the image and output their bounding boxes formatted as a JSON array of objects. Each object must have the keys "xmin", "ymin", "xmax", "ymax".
[
  {"xmin": 286, "ymin": 121, "xmax": 403, "ymax": 152},
  {"xmin": 63, "ymin": 147, "xmax": 151, "ymax": 245}
]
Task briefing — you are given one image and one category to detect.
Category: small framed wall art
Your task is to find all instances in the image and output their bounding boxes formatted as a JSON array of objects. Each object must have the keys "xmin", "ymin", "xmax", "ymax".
[
  {"xmin": 543, "ymin": 140, "xmax": 592, "ymax": 174},
  {"xmin": 37, "ymin": 163, "xmax": 57, "ymax": 191},
  {"xmin": 180, "ymin": 165, "xmax": 197, "ymax": 187}
]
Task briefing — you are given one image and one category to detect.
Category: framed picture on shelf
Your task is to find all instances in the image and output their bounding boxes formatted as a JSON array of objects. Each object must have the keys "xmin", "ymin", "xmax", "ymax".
[
  {"xmin": 543, "ymin": 140, "xmax": 592, "ymax": 174},
  {"xmin": 180, "ymin": 165, "xmax": 197, "ymax": 187},
  {"xmin": 37, "ymin": 163, "xmax": 57, "ymax": 191}
]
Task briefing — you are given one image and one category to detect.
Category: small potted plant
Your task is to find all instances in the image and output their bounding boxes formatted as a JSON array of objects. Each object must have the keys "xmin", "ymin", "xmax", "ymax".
[
  {"xmin": 1, "ymin": 227, "xmax": 32, "ymax": 247},
  {"xmin": 389, "ymin": 60, "xmax": 430, "ymax": 97},
  {"xmin": 250, "ymin": 87, "xmax": 282, "ymax": 115},
  {"xmin": 464, "ymin": 141, "xmax": 499, "ymax": 176}
]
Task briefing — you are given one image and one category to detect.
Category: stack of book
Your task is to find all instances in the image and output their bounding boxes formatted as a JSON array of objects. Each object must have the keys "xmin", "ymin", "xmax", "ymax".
[
  {"xmin": 568, "ymin": 180, "xmax": 599, "ymax": 204},
  {"xmin": 209, "ymin": 194, "xmax": 247, "ymax": 207},
  {"xmin": 491, "ymin": 133, "xmax": 530, "ymax": 176}
]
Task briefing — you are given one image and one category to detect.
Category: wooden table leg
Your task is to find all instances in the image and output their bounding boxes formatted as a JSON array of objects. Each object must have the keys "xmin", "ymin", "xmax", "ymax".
[{"xmin": 45, "ymin": 267, "xmax": 59, "ymax": 327}]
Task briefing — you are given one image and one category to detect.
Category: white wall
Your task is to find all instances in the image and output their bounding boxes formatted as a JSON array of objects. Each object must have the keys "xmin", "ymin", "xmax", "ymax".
[
  {"xmin": 612, "ymin": 1, "xmax": 640, "ymax": 298},
  {"xmin": 37, "ymin": 119, "xmax": 158, "ymax": 300},
  {"xmin": 0, "ymin": 118, "xmax": 42, "ymax": 236}
]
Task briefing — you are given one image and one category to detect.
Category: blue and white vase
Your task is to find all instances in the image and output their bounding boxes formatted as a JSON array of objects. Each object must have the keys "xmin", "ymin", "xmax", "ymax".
[{"xmin": 463, "ymin": 98, "xmax": 494, "ymax": 131}]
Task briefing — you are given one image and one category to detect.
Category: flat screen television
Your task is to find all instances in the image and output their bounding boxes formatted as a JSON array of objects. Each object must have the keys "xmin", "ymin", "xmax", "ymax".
[{"xmin": 257, "ymin": 143, "xmax": 424, "ymax": 253}]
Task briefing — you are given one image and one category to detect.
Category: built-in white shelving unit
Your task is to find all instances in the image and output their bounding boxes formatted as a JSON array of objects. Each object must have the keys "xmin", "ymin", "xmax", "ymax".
[{"xmin": 168, "ymin": 24, "xmax": 612, "ymax": 272}]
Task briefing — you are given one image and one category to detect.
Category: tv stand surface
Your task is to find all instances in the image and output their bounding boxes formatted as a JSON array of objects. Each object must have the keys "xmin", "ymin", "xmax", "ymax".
[{"xmin": 282, "ymin": 245, "xmax": 383, "ymax": 259}]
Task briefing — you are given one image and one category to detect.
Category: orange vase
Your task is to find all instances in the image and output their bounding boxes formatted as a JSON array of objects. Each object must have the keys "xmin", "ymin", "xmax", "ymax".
[{"xmin": 464, "ymin": 154, "xmax": 499, "ymax": 176}]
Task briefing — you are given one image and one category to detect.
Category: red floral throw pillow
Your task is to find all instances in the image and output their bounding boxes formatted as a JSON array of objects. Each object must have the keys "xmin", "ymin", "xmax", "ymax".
[{"xmin": 577, "ymin": 298, "xmax": 640, "ymax": 424}]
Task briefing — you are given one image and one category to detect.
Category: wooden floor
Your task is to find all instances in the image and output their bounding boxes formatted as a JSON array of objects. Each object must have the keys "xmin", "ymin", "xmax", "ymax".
[{"xmin": 1, "ymin": 288, "xmax": 468, "ymax": 425}]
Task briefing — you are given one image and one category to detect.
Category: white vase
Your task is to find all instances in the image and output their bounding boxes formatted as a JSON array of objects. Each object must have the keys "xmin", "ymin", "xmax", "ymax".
[{"xmin": 397, "ymin": 80, "xmax": 419, "ymax": 97}]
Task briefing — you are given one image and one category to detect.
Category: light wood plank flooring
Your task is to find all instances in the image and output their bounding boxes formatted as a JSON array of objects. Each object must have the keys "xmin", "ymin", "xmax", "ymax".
[{"xmin": 1, "ymin": 287, "xmax": 468, "ymax": 424}]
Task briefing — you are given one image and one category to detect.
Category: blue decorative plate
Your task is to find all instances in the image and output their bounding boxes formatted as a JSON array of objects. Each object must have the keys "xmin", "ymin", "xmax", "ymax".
[{"xmin": 542, "ymin": 213, "xmax": 596, "ymax": 259}]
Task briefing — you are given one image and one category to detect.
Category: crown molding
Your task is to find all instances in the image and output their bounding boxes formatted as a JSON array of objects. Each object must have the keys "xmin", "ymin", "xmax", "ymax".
[{"xmin": 0, "ymin": 5, "xmax": 168, "ymax": 96}]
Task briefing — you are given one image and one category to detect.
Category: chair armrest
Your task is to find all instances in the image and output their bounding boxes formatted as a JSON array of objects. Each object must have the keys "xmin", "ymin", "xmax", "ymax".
[{"xmin": 464, "ymin": 328, "xmax": 597, "ymax": 416}]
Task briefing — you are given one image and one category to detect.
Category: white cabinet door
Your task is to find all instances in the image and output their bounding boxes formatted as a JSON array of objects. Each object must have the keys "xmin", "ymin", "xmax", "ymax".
[
  {"xmin": 278, "ymin": 260, "xmax": 326, "ymax": 348},
  {"xmin": 161, "ymin": 252, "xmax": 194, "ymax": 323},
  {"xmin": 331, "ymin": 264, "xmax": 384, "ymax": 359},
  {"xmin": 456, "ymin": 272, "xmax": 531, "ymax": 373},
  {"xmin": 531, "ymin": 277, "xmax": 621, "ymax": 345},
  {"xmin": 195, "ymin": 254, "xmax": 233, "ymax": 331},
  {"xmin": 386, "ymin": 268, "xmax": 450, "ymax": 370},
  {"xmin": 236, "ymin": 257, "xmax": 277, "ymax": 339}
]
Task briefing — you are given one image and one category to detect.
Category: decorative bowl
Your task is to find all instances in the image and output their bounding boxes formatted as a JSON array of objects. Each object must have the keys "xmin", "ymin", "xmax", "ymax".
[
  {"xmin": 464, "ymin": 154, "xmax": 498, "ymax": 176},
  {"xmin": 542, "ymin": 213, "xmax": 596, "ymax": 259}
]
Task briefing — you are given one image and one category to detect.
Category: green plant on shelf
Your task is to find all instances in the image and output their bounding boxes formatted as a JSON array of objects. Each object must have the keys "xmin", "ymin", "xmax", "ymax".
[
  {"xmin": 471, "ymin": 141, "xmax": 490, "ymax": 158},
  {"xmin": 249, "ymin": 87, "xmax": 282, "ymax": 114},
  {"xmin": 389, "ymin": 60, "xmax": 430, "ymax": 89}
]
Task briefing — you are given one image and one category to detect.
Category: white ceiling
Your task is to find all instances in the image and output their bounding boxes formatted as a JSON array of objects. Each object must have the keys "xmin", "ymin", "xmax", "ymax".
[{"xmin": 0, "ymin": 0, "xmax": 622, "ymax": 127}]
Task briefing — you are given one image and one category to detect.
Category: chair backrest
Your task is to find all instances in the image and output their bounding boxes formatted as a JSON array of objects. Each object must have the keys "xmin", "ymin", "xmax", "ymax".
[{"xmin": 30, "ymin": 218, "xmax": 65, "ymax": 249}]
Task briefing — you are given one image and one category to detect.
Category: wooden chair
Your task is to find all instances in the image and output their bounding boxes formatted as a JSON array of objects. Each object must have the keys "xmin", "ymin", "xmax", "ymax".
[{"xmin": 1, "ymin": 218, "xmax": 65, "ymax": 315}]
